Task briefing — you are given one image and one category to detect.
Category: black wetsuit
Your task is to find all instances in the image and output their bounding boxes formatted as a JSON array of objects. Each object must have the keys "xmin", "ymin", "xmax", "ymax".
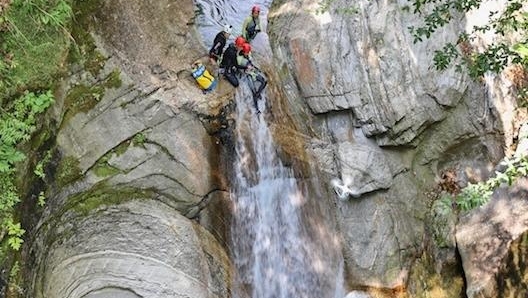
[
  {"xmin": 235, "ymin": 53, "xmax": 267, "ymax": 111},
  {"xmin": 209, "ymin": 32, "xmax": 227, "ymax": 62},
  {"xmin": 220, "ymin": 43, "xmax": 242, "ymax": 87}
]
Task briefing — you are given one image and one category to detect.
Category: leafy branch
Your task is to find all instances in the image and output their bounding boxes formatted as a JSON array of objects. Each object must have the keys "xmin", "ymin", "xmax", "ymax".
[
  {"xmin": 439, "ymin": 154, "xmax": 528, "ymax": 213},
  {"xmin": 408, "ymin": 0, "xmax": 528, "ymax": 78}
]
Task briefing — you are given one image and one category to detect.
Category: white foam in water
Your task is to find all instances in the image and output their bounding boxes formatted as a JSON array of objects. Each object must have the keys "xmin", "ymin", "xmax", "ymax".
[
  {"xmin": 193, "ymin": 1, "xmax": 347, "ymax": 296},
  {"xmin": 331, "ymin": 178, "xmax": 361, "ymax": 200},
  {"xmin": 230, "ymin": 85, "xmax": 345, "ymax": 298}
]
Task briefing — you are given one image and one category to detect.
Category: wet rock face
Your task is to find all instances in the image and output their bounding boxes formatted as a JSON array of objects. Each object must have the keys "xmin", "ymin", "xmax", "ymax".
[
  {"xmin": 268, "ymin": 0, "xmax": 510, "ymax": 295},
  {"xmin": 496, "ymin": 229, "xmax": 528, "ymax": 298},
  {"xmin": 91, "ymin": 0, "xmax": 204, "ymax": 86},
  {"xmin": 457, "ymin": 178, "xmax": 528, "ymax": 298},
  {"xmin": 33, "ymin": 200, "xmax": 230, "ymax": 298},
  {"xmin": 29, "ymin": 0, "xmax": 233, "ymax": 297}
]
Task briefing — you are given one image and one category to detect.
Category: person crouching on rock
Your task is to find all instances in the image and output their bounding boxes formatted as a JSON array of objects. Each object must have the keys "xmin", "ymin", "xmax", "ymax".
[{"xmin": 219, "ymin": 36, "xmax": 247, "ymax": 88}]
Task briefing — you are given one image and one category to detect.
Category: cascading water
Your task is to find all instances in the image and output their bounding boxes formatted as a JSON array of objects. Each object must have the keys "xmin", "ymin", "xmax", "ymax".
[
  {"xmin": 229, "ymin": 84, "xmax": 345, "ymax": 298},
  {"xmin": 193, "ymin": 1, "xmax": 346, "ymax": 297}
]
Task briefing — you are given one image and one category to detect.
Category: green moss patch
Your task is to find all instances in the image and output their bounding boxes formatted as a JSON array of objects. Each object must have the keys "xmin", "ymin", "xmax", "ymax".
[
  {"xmin": 105, "ymin": 69, "xmax": 122, "ymax": 89},
  {"xmin": 92, "ymin": 163, "xmax": 121, "ymax": 178},
  {"xmin": 132, "ymin": 133, "xmax": 147, "ymax": 147},
  {"xmin": 68, "ymin": 0, "xmax": 103, "ymax": 73},
  {"xmin": 84, "ymin": 50, "xmax": 107, "ymax": 77},
  {"xmin": 61, "ymin": 0, "xmax": 123, "ymax": 124},
  {"xmin": 61, "ymin": 69, "xmax": 122, "ymax": 126},
  {"xmin": 69, "ymin": 186, "xmax": 155, "ymax": 216},
  {"xmin": 66, "ymin": 84, "xmax": 104, "ymax": 111},
  {"xmin": 55, "ymin": 156, "xmax": 82, "ymax": 188}
]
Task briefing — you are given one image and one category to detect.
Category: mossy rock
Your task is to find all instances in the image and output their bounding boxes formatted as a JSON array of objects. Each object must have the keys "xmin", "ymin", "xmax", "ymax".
[
  {"xmin": 65, "ymin": 84, "xmax": 103, "ymax": 112},
  {"xmin": 407, "ymin": 252, "xmax": 465, "ymax": 298},
  {"xmin": 92, "ymin": 163, "xmax": 121, "ymax": 178},
  {"xmin": 55, "ymin": 156, "xmax": 82, "ymax": 189},
  {"xmin": 68, "ymin": 0, "xmax": 103, "ymax": 69},
  {"xmin": 105, "ymin": 69, "xmax": 123, "ymax": 89},
  {"xmin": 68, "ymin": 186, "xmax": 156, "ymax": 216}
]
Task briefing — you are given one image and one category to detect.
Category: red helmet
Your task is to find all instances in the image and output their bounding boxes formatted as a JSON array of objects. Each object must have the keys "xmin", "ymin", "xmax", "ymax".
[
  {"xmin": 252, "ymin": 5, "xmax": 260, "ymax": 14},
  {"xmin": 241, "ymin": 43, "xmax": 251, "ymax": 55},
  {"xmin": 235, "ymin": 36, "xmax": 246, "ymax": 48}
]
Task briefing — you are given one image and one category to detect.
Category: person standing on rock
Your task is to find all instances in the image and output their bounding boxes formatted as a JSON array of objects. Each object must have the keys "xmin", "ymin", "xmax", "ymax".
[
  {"xmin": 219, "ymin": 36, "xmax": 247, "ymax": 87},
  {"xmin": 209, "ymin": 24, "xmax": 233, "ymax": 64},
  {"xmin": 241, "ymin": 5, "xmax": 262, "ymax": 43}
]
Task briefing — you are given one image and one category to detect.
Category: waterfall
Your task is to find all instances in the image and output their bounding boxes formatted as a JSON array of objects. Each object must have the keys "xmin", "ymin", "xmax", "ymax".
[
  {"xmin": 230, "ymin": 84, "xmax": 344, "ymax": 298},
  {"xmin": 193, "ymin": 1, "xmax": 345, "ymax": 296}
]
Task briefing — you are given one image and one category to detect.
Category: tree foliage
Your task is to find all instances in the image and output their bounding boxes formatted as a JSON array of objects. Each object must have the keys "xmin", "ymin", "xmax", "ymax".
[
  {"xmin": 408, "ymin": 0, "xmax": 528, "ymax": 79},
  {"xmin": 410, "ymin": 0, "xmax": 528, "ymax": 212},
  {"xmin": 438, "ymin": 154, "xmax": 528, "ymax": 213}
]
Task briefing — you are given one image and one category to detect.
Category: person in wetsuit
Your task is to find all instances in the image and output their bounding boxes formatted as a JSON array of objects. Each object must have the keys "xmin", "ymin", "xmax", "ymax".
[
  {"xmin": 219, "ymin": 36, "xmax": 247, "ymax": 87},
  {"xmin": 236, "ymin": 43, "xmax": 268, "ymax": 111},
  {"xmin": 209, "ymin": 24, "xmax": 233, "ymax": 64},
  {"xmin": 241, "ymin": 6, "xmax": 262, "ymax": 43}
]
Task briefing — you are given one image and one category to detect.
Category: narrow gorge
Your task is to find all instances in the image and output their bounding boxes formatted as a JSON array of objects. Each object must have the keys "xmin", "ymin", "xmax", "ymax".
[{"xmin": 1, "ymin": 0, "xmax": 526, "ymax": 297}]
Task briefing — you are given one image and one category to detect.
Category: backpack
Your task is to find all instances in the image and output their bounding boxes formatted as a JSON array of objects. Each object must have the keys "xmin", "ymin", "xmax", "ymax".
[{"xmin": 191, "ymin": 63, "xmax": 216, "ymax": 91}]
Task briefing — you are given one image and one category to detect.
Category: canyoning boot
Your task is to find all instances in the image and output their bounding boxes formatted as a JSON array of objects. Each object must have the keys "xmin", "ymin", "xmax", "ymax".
[{"xmin": 253, "ymin": 92, "xmax": 261, "ymax": 113}]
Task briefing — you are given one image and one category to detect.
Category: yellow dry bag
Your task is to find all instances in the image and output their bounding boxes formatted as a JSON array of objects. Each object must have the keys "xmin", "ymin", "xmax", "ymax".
[{"xmin": 191, "ymin": 63, "xmax": 217, "ymax": 91}]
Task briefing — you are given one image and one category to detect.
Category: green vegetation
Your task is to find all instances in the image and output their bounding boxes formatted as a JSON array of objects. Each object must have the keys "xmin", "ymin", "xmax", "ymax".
[
  {"xmin": 0, "ymin": 0, "xmax": 123, "ymax": 290},
  {"xmin": 69, "ymin": 186, "xmax": 154, "ymax": 216},
  {"xmin": 7, "ymin": 259, "xmax": 23, "ymax": 296},
  {"xmin": 68, "ymin": 0, "xmax": 104, "ymax": 74},
  {"xmin": 408, "ymin": 0, "xmax": 528, "ymax": 86},
  {"xmin": 106, "ymin": 69, "xmax": 123, "ymax": 89},
  {"xmin": 63, "ymin": 83, "xmax": 104, "ymax": 116},
  {"xmin": 91, "ymin": 131, "xmax": 149, "ymax": 177},
  {"xmin": 0, "ymin": 91, "xmax": 55, "ymax": 172},
  {"xmin": 132, "ymin": 132, "xmax": 147, "ymax": 147},
  {"xmin": 437, "ymin": 154, "xmax": 528, "ymax": 213},
  {"xmin": 33, "ymin": 150, "xmax": 52, "ymax": 180},
  {"xmin": 0, "ymin": 91, "xmax": 55, "ymax": 250},
  {"xmin": 55, "ymin": 155, "xmax": 82, "ymax": 188},
  {"xmin": 1, "ymin": 0, "xmax": 74, "ymax": 255},
  {"xmin": 37, "ymin": 191, "xmax": 46, "ymax": 207},
  {"xmin": 0, "ymin": 0, "xmax": 72, "ymax": 102},
  {"xmin": 409, "ymin": 0, "xmax": 528, "ymax": 212},
  {"xmin": 92, "ymin": 162, "xmax": 120, "ymax": 178}
]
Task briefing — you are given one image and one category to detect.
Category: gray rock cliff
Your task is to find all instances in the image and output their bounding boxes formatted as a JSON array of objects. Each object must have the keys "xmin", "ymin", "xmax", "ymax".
[
  {"xmin": 30, "ymin": 0, "xmax": 233, "ymax": 297},
  {"xmin": 268, "ymin": 0, "xmax": 526, "ymax": 297},
  {"xmin": 24, "ymin": 0, "xmax": 528, "ymax": 297}
]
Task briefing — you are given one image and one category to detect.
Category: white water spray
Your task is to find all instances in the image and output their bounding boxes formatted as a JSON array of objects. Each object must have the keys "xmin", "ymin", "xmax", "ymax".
[
  {"xmin": 230, "ymin": 85, "xmax": 344, "ymax": 298},
  {"xmin": 192, "ymin": 0, "xmax": 346, "ymax": 295}
]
